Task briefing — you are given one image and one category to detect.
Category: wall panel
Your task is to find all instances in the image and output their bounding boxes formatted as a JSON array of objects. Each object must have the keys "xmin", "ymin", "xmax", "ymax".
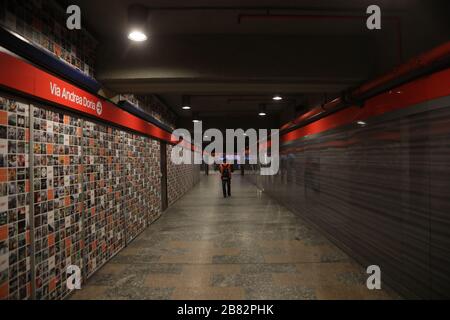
[
  {"xmin": 82, "ymin": 121, "xmax": 126, "ymax": 278},
  {"xmin": 144, "ymin": 138, "xmax": 161, "ymax": 224},
  {"xmin": 0, "ymin": 91, "xmax": 201, "ymax": 300},
  {"xmin": 249, "ymin": 98, "xmax": 450, "ymax": 299},
  {"xmin": 123, "ymin": 133, "xmax": 150, "ymax": 242},
  {"xmin": 166, "ymin": 145, "xmax": 200, "ymax": 206},
  {"xmin": 0, "ymin": 97, "xmax": 32, "ymax": 300},
  {"xmin": 32, "ymin": 105, "xmax": 84, "ymax": 300}
]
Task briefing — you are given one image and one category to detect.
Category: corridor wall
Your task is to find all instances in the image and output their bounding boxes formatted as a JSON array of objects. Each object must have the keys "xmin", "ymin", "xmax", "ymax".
[
  {"xmin": 0, "ymin": 96, "xmax": 31, "ymax": 300},
  {"xmin": 166, "ymin": 144, "xmax": 201, "ymax": 206},
  {"xmin": 0, "ymin": 92, "xmax": 197, "ymax": 300},
  {"xmin": 248, "ymin": 71, "xmax": 450, "ymax": 299},
  {"xmin": 32, "ymin": 105, "xmax": 85, "ymax": 300}
]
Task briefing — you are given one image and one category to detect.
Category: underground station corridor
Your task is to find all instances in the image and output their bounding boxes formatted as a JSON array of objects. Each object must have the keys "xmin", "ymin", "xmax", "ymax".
[
  {"xmin": 0, "ymin": 0, "xmax": 450, "ymax": 311},
  {"xmin": 71, "ymin": 174, "xmax": 396, "ymax": 300}
]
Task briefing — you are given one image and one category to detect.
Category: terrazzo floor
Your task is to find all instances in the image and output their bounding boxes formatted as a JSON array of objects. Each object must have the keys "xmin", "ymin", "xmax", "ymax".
[{"xmin": 71, "ymin": 174, "xmax": 399, "ymax": 300}]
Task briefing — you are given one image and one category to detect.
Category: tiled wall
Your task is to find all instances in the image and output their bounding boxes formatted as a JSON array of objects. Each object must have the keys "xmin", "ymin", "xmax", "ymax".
[
  {"xmin": 0, "ymin": 97, "xmax": 32, "ymax": 300},
  {"xmin": 166, "ymin": 145, "xmax": 201, "ymax": 206},
  {"xmin": 0, "ymin": 0, "xmax": 97, "ymax": 78},
  {"xmin": 0, "ymin": 94, "xmax": 164, "ymax": 300},
  {"xmin": 82, "ymin": 122, "xmax": 126, "ymax": 278},
  {"xmin": 119, "ymin": 94, "xmax": 177, "ymax": 130},
  {"xmin": 32, "ymin": 106, "xmax": 84, "ymax": 300},
  {"xmin": 248, "ymin": 97, "xmax": 450, "ymax": 299},
  {"xmin": 121, "ymin": 133, "xmax": 161, "ymax": 243}
]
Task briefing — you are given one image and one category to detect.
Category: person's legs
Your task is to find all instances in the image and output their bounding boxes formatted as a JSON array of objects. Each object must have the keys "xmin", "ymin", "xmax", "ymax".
[
  {"xmin": 222, "ymin": 179, "xmax": 227, "ymax": 198},
  {"xmin": 227, "ymin": 180, "xmax": 231, "ymax": 196}
]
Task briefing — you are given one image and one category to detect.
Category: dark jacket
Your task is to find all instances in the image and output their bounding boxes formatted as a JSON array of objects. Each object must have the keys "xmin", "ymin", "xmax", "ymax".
[{"xmin": 219, "ymin": 163, "xmax": 232, "ymax": 180}]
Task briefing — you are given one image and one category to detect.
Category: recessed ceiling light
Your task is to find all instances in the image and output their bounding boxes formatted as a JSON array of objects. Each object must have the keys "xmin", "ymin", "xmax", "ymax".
[
  {"xmin": 128, "ymin": 30, "xmax": 148, "ymax": 42},
  {"xmin": 182, "ymin": 95, "xmax": 191, "ymax": 110},
  {"xmin": 192, "ymin": 112, "xmax": 200, "ymax": 123},
  {"xmin": 259, "ymin": 104, "xmax": 267, "ymax": 116},
  {"xmin": 128, "ymin": 4, "xmax": 149, "ymax": 42},
  {"xmin": 273, "ymin": 95, "xmax": 283, "ymax": 101}
]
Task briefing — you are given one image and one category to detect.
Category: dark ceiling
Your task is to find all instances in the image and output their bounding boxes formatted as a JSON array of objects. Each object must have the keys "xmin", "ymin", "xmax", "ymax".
[{"xmin": 63, "ymin": 0, "xmax": 450, "ymax": 128}]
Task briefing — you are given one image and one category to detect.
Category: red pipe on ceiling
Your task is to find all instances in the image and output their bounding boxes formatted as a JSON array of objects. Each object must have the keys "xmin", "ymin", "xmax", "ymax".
[{"xmin": 239, "ymin": 13, "xmax": 368, "ymax": 22}]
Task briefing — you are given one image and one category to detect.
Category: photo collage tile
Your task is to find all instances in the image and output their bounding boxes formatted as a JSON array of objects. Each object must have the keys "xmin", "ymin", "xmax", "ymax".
[
  {"xmin": 82, "ymin": 121, "xmax": 126, "ymax": 277},
  {"xmin": 0, "ymin": 0, "xmax": 97, "ymax": 78},
  {"xmin": 0, "ymin": 93, "xmax": 163, "ymax": 300},
  {"xmin": 122, "ymin": 132, "xmax": 161, "ymax": 244},
  {"xmin": 32, "ymin": 105, "xmax": 84, "ymax": 300},
  {"xmin": 166, "ymin": 145, "xmax": 200, "ymax": 206},
  {"xmin": 0, "ymin": 97, "xmax": 32, "ymax": 300},
  {"xmin": 145, "ymin": 138, "xmax": 161, "ymax": 224}
]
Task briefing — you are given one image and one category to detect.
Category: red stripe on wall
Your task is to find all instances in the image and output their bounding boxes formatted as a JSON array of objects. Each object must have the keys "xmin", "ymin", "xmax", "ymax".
[
  {"xmin": 0, "ymin": 50, "xmax": 177, "ymax": 144},
  {"xmin": 281, "ymin": 67, "xmax": 450, "ymax": 143}
]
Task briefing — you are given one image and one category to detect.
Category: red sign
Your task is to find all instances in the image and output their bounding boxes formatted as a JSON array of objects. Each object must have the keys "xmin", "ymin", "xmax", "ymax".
[{"xmin": 0, "ymin": 49, "xmax": 177, "ymax": 144}]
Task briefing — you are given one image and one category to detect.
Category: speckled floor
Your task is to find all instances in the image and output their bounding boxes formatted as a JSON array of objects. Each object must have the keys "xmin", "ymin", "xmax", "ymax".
[{"xmin": 71, "ymin": 174, "xmax": 399, "ymax": 300}]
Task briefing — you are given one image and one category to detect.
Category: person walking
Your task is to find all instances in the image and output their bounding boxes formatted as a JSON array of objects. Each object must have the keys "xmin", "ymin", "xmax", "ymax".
[
  {"xmin": 204, "ymin": 153, "xmax": 210, "ymax": 176},
  {"xmin": 219, "ymin": 159, "xmax": 233, "ymax": 198}
]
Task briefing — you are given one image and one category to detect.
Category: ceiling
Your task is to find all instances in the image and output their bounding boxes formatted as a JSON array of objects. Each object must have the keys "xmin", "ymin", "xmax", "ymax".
[{"xmin": 62, "ymin": 0, "xmax": 450, "ymax": 128}]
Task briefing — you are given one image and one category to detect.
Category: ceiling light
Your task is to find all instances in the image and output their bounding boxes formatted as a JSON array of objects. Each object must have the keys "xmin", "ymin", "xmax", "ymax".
[
  {"xmin": 273, "ymin": 95, "xmax": 283, "ymax": 101},
  {"xmin": 192, "ymin": 112, "xmax": 200, "ymax": 123},
  {"xmin": 357, "ymin": 121, "xmax": 367, "ymax": 126},
  {"xmin": 259, "ymin": 104, "xmax": 267, "ymax": 116},
  {"xmin": 182, "ymin": 95, "xmax": 191, "ymax": 110},
  {"xmin": 128, "ymin": 30, "xmax": 147, "ymax": 42},
  {"xmin": 128, "ymin": 4, "xmax": 149, "ymax": 42}
]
